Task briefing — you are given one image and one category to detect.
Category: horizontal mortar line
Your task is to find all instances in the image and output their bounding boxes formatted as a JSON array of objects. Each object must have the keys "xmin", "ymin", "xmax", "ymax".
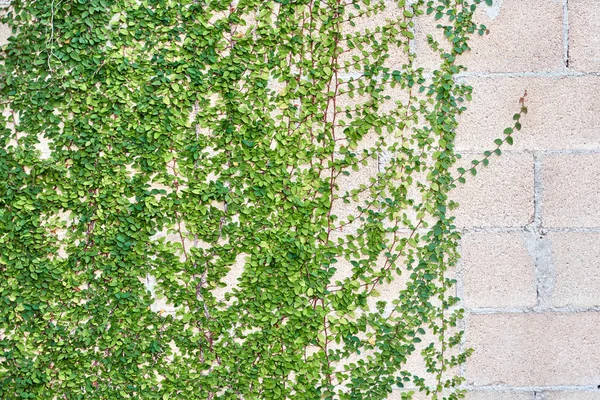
[
  {"xmin": 332, "ymin": 226, "xmax": 527, "ymax": 236},
  {"xmin": 336, "ymin": 70, "xmax": 600, "ymax": 83},
  {"xmin": 331, "ymin": 226, "xmax": 600, "ymax": 236},
  {"xmin": 390, "ymin": 386, "xmax": 600, "ymax": 393},
  {"xmin": 460, "ymin": 227, "xmax": 530, "ymax": 233},
  {"xmin": 379, "ymin": 228, "xmax": 447, "ymax": 234},
  {"xmin": 340, "ymin": 140, "xmax": 600, "ymax": 158},
  {"xmin": 456, "ymin": 149, "xmax": 600, "ymax": 156},
  {"xmin": 330, "ymin": 226, "xmax": 600, "ymax": 236},
  {"xmin": 461, "ymin": 227, "xmax": 600, "ymax": 234},
  {"xmin": 542, "ymin": 227, "xmax": 600, "ymax": 233},
  {"xmin": 465, "ymin": 306, "xmax": 600, "ymax": 314},
  {"xmin": 382, "ymin": 149, "xmax": 600, "ymax": 160},
  {"xmin": 457, "ymin": 70, "xmax": 600, "ymax": 78},
  {"xmin": 455, "ymin": 385, "xmax": 600, "ymax": 392},
  {"xmin": 326, "ymin": 149, "xmax": 598, "ymax": 158},
  {"xmin": 538, "ymin": 149, "xmax": 600, "ymax": 155},
  {"xmin": 381, "ymin": 150, "xmax": 531, "ymax": 158},
  {"xmin": 456, "ymin": 150, "xmax": 531, "ymax": 156}
]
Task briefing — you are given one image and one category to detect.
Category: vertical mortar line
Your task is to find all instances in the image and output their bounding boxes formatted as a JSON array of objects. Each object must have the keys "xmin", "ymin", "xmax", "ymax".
[
  {"xmin": 456, "ymin": 235, "xmax": 464, "ymax": 305},
  {"xmin": 563, "ymin": 0, "xmax": 570, "ymax": 68},
  {"xmin": 530, "ymin": 152, "xmax": 556, "ymax": 309},
  {"xmin": 533, "ymin": 152, "xmax": 543, "ymax": 230},
  {"xmin": 532, "ymin": 151, "xmax": 543, "ymax": 307}
]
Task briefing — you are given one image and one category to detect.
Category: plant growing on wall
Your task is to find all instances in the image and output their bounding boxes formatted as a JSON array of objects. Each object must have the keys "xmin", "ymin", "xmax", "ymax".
[{"xmin": 0, "ymin": 0, "xmax": 525, "ymax": 398}]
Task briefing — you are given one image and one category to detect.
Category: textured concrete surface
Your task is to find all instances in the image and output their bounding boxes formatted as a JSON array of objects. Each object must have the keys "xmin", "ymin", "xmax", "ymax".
[
  {"xmin": 415, "ymin": 0, "xmax": 564, "ymax": 72},
  {"xmin": 450, "ymin": 153, "xmax": 535, "ymax": 228},
  {"xmin": 569, "ymin": 0, "xmax": 600, "ymax": 72},
  {"xmin": 456, "ymin": 76, "xmax": 600, "ymax": 151},
  {"xmin": 546, "ymin": 392, "xmax": 600, "ymax": 400},
  {"xmin": 461, "ymin": 232, "xmax": 537, "ymax": 308},
  {"xmin": 550, "ymin": 232, "xmax": 600, "ymax": 308},
  {"xmin": 463, "ymin": 0, "xmax": 564, "ymax": 72},
  {"xmin": 542, "ymin": 154, "xmax": 600, "ymax": 228},
  {"xmin": 2, "ymin": 0, "xmax": 600, "ymax": 397},
  {"xmin": 464, "ymin": 392, "xmax": 533, "ymax": 400},
  {"xmin": 466, "ymin": 313, "xmax": 600, "ymax": 386}
]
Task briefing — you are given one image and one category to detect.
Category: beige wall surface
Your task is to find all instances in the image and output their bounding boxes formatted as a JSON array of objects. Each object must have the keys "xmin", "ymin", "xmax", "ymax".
[
  {"xmin": 344, "ymin": 0, "xmax": 600, "ymax": 397},
  {"xmin": 1, "ymin": 0, "xmax": 599, "ymax": 399},
  {"xmin": 434, "ymin": 0, "xmax": 600, "ymax": 399},
  {"xmin": 393, "ymin": 0, "xmax": 600, "ymax": 397}
]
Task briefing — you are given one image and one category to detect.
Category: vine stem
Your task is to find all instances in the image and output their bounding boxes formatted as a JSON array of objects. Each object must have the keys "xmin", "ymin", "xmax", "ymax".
[{"xmin": 451, "ymin": 92, "xmax": 527, "ymax": 185}]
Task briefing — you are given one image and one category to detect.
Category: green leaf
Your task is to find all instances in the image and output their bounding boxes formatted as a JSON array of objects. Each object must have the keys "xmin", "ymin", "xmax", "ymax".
[{"xmin": 0, "ymin": 1, "xmax": 521, "ymax": 396}]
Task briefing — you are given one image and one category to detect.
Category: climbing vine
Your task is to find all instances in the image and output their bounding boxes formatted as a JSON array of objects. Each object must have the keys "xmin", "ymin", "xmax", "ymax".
[{"xmin": 0, "ymin": 0, "xmax": 526, "ymax": 399}]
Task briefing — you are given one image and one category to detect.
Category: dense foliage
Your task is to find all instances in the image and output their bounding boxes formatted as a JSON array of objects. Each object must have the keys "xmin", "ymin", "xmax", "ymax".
[{"xmin": 0, "ymin": 0, "xmax": 525, "ymax": 398}]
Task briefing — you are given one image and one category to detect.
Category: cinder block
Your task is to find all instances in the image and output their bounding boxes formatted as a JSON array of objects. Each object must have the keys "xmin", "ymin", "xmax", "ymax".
[
  {"xmin": 542, "ymin": 154, "xmax": 600, "ymax": 228},
  {"xmin": 414, "ymin": 0, "xmax": 563, "ymax": 72},
  {"xmin": 549, "ymin": 232, "xmax": 600, "ymax": 308},
  {"xmin": 546, "ymin": 392, "xmax": 600, "ymax": 400},
  {"xmin": 450, "ymin": 153, "xmax": 534, "ymax": 228},
  {"xmin": 456, "ymin": 76, "xmax": 600, "ymax": 151},
  {"xmin": 461, "ymin": 232, "xmax": 537, "ymax": 308},
  {"xmin": 465, "ymin": 392, "xmax": 532, "ymax": 400},
  {"xmin": 569, "ymin": 0, "xmax": 600, "ymax": 72},
  {"xmin": 466, "ymin": 312, "xmax": 600, "ymax": 386}
]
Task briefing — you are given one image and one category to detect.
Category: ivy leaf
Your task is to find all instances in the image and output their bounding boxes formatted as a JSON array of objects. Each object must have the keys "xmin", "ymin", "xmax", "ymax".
[{"xmin": 0, "ymin": 0, "xmax": 524, "ymax": 397}]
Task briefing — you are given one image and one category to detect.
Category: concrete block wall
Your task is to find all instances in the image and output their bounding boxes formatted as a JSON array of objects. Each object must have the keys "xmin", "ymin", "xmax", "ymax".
[
  {"xmin": 2, "ymin": 0, "xmax": 600, "ymax": 398},
  {"xmin": 443, "ymin": 0, "xmax": 600, "ymax": 398}
]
